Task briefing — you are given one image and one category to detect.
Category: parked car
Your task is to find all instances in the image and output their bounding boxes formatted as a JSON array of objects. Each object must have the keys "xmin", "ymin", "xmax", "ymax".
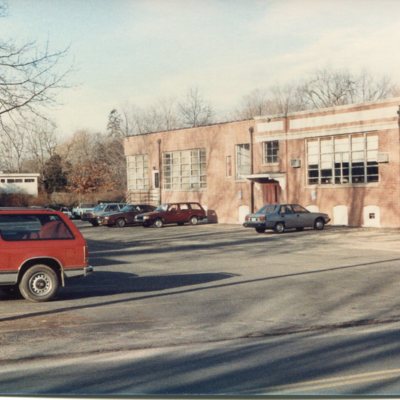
[
  {"xmin": 243, "ymin": 203, "xmax": 331, "ymax": 233},
  {"xmin": 81, "ymin": 203, "xmax": 126, "ymax": 226},
  {"xmin": 0, "ymin": 207, "xmax": 93, "ymax": 302},
  {"xmin": 72, "ymin": 203, "xmax": 96, "ymax": 219},
  {"xmin": 60, "ymin": 206, "xmax": 73, "ymax": 219},
  {"xmin": 135, "ymin": 202, "xmax": 207, "ymax": 228},
  {"xmin": 97, "ymin": 204, "xmax": 156, "ymax": 227}
]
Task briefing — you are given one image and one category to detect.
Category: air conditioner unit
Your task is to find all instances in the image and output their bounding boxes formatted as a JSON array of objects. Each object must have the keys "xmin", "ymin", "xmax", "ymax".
[
  {"xmin": 290, "ymin": 159, "xmax": 301, "ymax": 168},
  {"xmin": 377, "ymin": 152, "xmax": 389, "ymax": 163}
]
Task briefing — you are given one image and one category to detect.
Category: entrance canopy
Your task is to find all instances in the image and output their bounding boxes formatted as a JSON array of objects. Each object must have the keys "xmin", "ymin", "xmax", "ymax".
[{"xmin": 245, "ymin": 173, "xmax": 287, "ymax": 191}]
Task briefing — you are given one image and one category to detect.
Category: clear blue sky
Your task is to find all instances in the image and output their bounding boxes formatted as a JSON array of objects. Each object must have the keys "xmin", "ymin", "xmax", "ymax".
[{"xmin": 3, "ymin": 0, "xmax": 400, "ymax": 136}]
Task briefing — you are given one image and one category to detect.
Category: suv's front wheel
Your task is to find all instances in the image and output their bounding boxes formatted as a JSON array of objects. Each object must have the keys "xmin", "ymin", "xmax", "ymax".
[{"xmin": 19, "ymin": 264, "xmax": 59, "ymax": 302}]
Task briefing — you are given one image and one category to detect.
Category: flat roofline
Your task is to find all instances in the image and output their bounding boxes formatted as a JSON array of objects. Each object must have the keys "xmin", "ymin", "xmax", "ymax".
[
  {"xmin": 0, "ymin": 173, "xmax": 40, "ymax": 177},
  {"xmin": 254, "ymin": 96, "xmax": 400, "ymax": 121},
  {"xmin": 125, "ymin": 118, "xmax": 253, "ymax": 138}
]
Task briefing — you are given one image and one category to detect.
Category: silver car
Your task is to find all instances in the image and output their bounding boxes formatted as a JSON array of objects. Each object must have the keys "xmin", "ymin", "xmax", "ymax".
[{"xmin": 243, "ymin": 204, "xmax": 331, "ymax": 234}]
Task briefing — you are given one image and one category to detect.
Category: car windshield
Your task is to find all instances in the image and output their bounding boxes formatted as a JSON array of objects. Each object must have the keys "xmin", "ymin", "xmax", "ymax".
[
  {"xmin": 155, "ymin": 204, "xmax": 168, "ymax": 212},
  {"xmin": 256, "ymin": 204, "xmax": 277, "ymax": 214}
]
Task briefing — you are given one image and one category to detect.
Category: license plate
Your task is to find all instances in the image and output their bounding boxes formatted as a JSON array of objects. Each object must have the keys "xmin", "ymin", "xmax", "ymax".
[{"xmin": 251, "ymin": 217, "xmax": 258, "ymax": 222}]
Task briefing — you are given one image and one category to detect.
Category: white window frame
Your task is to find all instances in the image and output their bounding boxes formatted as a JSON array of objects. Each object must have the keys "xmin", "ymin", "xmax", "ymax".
[
  {"xmin": 263, "ymin": 140, "xmax": 279, "ymax": 164},
  {"xmin": 236, "ymin": 143, "xmax": 250, "ymax": 180},
  {"xmin": 306, "ymin": 133, "xmax": 379, "ymax": 185},
  {"xmin": 163, "ymin": 148, "xmax": 207, "ymax": 191},
  {"xmin": 127, "ymin": 154, "xmax": 149, "ymax": 190}
]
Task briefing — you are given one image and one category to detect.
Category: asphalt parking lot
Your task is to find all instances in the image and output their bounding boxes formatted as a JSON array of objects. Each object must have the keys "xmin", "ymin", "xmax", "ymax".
[{"xmin": 1, "ymin": 221, "xmax": 400, "ymax": 362}]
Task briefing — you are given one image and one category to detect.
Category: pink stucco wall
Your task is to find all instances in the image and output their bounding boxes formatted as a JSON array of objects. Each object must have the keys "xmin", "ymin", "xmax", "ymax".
[{"xmin": 125, "ymin": 98, "xmax": 400, "ymax": 227}]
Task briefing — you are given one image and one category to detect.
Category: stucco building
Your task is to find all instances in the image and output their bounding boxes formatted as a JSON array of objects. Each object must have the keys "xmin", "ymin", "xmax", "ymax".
[{"xmin": 124, "ymin": 97, "xmax": 400, "ymax": 228}]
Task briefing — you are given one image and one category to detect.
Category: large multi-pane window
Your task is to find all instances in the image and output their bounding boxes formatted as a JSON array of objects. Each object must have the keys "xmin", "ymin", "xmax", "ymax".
[
  {"xmin": 263, "ymin": 140, "xmax": 279, "ymax": 163},
  {"xmin": 307, "ymin": 134, "xmax": 379, "ymax": 185},
  {"xmin": 163, "ymin": 148, "xmax": 206, "ymax": 190},
  {"xmin": 127, "ymin": 154, "xmax": 149, "ymax": 190},
  {"xmin": 236, "ymin": 143, "xmax": 250, "ymax": 179}
]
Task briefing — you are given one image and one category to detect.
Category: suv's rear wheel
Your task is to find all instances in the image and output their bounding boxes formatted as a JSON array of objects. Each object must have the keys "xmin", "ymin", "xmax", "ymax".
[
  {"xmin": 19, "ymin": 264, "xmax": 59, "ymax": 302},
  {"xmin": 116, "ymin": 218, "xmax": 126, "ymax": 228},
  {"xmin": 154, "ymin": 218, "xmax": 163, "ymax": 228},
  {"xmin": 189, "ymin": 216, "xmax": 198, "ymax": 225}
]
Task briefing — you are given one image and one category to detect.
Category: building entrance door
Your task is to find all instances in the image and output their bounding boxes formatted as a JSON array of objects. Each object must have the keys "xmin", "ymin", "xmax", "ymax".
[{"xmin": 261, "ymin": 181, "xmax": 280, "ymax": 204}]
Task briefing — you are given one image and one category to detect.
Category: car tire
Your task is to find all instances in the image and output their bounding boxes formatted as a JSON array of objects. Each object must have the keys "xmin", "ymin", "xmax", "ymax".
[
  {"xmin": 154, "ymin": 218, "xmax": 163, "ymax": 228},
  {"xmin": 314, "ymin": 218, "xmax": 325, "ymax": 230},
  {"xmin": 116, "ymin": 218, "xmax": 126, "ymax": 228},
  {"xmin": 19, "ymin": 264, "xmax": 59, "ymax": 302},
  {"xmin": 274, "ymin": 222, "xmax": 285, "ymax": 233},
  {"xmin": 189, "ymin": 216, "xmax": 198, "ymax": 225},
  {"xmin": 255, "ymin": 227, "xmax": 266, "ymax": 233}
]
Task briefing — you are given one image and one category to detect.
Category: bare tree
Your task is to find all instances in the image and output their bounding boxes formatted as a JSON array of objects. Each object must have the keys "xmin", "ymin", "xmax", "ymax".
[
  {"xmin": 154, "ymin": 96, "xmax": 179, "ymax": 131},
  {"xmin": 234, "ymin": 88, "xmax": 271, "ymax": 119},
  {"xmin": 0, "ymin": 1, "xmax": 71, "ymax": 129},
  {"xmin": 58, "ymin": 130, "xmax": 98, "ymax": 166},
  {"xmin": 300, "ymin": 68, "xmax": 399, "ymax": 109},
  {"xmin": 234, "ymin": 85, "xmax": 306, "ymax": 119},
  {"xmin": 25, "ymin": 118, "xmax": 58, "ymax": 173},
  {"xmin": 0, "ymin": 120, "xmax": 26, "ymax": 171},
  {"xmin": 0, "ymin": 40, "xmax": 70, "ymax": 121},
  {"xmin": 234, "ymin": 68, "xmax": 399, "ymax": 119},
  {"xmin": 121, "ymin": 96, "xmax": 180, "ymax": 135},
  {"xmin": 178, "ymin": 87, "xmax": 214, "ymax": 127},
  {"xmin": 120, "ymin": 104, "xmax": 156, "ymax": 136}
]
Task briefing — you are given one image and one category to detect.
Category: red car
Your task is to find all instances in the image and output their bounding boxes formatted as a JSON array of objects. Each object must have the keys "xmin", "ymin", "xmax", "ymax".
[
  {"xmin": 135, "ymin": 202, "xmax": 207, "ymax": 228},
  {"xmin": 0, "ymin": 208, "xmax": 92, "ymax": 302},
  {"xmin": 97, "ymin": 204, "xmax": 156, "ymax": 227}
]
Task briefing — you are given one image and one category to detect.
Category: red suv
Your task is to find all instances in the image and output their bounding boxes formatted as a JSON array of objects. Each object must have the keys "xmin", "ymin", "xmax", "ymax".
[
  {"xmin": 135, "ymin": 202, "xmax": 207, "ymax": 228},
  {"xmin": 0, "ymin": 208, "xmax": 92, "ymax": 302}
]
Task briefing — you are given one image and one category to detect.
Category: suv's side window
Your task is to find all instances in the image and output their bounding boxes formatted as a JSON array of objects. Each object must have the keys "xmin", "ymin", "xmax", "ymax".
[
  {"xmin": 0, "ymin": 214, "xmax": 73, "ymax": 241},
  {"xmin": 180, "ymin": 204, "xmax": 189, "ymax": 210},
  {"xmin": 168, "ymin": 204, "xmax": 178, "ymax": 212},
  {"xmin": 190, "ymin": 203, "xmax": 202, "ymax": 210}
]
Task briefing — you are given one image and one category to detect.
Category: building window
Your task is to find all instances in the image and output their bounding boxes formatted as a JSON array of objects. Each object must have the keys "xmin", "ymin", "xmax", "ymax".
[
  {"xmin": 307, "ymin": 134, "xmax": 378, "ymax": 185},
  {"xmin": 263, "ymin": 140, "xmax": 279, "ymax": 163},
  {"xmin": 127, "ymin": 154, "xmax": 149, "ymax": 190},
  {"xmin": 236, "ymin": 143, "xmax": 250, "ymax": 179},
  {"xmin": 24, "ymin": 179, "xmax": 35, "ymax": 183},
  {"xmin": 163, "ymin": 148, "xmax": 206, "ymax": 191}
]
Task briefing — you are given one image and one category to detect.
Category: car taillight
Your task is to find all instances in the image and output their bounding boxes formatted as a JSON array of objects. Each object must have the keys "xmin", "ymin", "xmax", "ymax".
[
  {"xmin": 245, "ymin": 215, "xmax": 249, "ymax": 221},
  {"xmin": 259, "ymin": 215, "xmax": 266, "ymax": 221}
]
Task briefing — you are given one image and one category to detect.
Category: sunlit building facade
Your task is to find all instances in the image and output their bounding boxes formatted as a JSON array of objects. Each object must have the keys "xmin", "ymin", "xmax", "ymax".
[{"xmin": 124, "ymin": 97, "xmax": 400, "ymax": 228}]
